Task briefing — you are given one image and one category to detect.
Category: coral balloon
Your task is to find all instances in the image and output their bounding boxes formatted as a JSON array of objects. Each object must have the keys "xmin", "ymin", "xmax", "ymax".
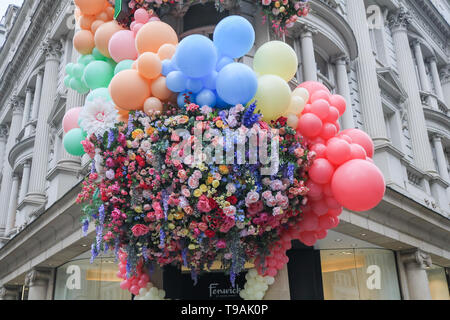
[
  {"xmin": 137, "ymin": 52, "xmax": 162, "ymax": 80},
  {"xmin": 326, "ymin": 137, "xmax": 351, "ymax": 165},
  {"xmin": 253, "ymin": 41, "xmax": 298, "ymax": 82},
  {"xmin": 342, "ymin": 129, "xmax": 374, "ymax": 158},
  {"xmin": 74, "ymin": 0, "xmax": 106, "ymax": 15},
  {"xmin": 79, "ymin": 15, "xmax": 95, "ymax": 30},
  {"xmin": 320, "ymin": 123, "xmax": 337, "ymax": 140},
  {"xmin": 331, "ymin": 159, "xmax": 386, "ymax": 212},
  {"xmin": 91, "ymin": 20, "xmax": 104, "ymax": 33},
  {"xmin": 310, "ymin": 99, "xmax": 330, "ymax": 120},
  {"xmin": 309, "ymin": 158, "xmax": 334, "ymax": 184},
  {"xmin": 108, "ymin": 30, "xmax": 138, "ymax": 63},
  {"xmin": 298, "ymin": 82, "xmax": 330, "ymax": 101},
  {"xmin": 135, "ymin": 21, "xmax": 178, "ymax": 54},
  {"xmin": 151, "ymin": 76, "xmax": 172, "ymax": 101},
  {"xmin": 311, "ymin": 143, "xmax": 327, "ymax": 159},
  {"xmin": 94, "ymin": 20, "xmax": 123, "ymax": 58},
  {"xmin": 350, "ymin": 143, "xmax": 367, "ymax": 160},
  {"xmin": 157, "ymin": 44, "xmax": 176, "ymax": 60},
  {"xmin": 297, "ymin": 113, "xmax": 322, "ymax": 138},
  {"xmin": 329, "ymin": 94, "xmax": 347, "ymax": 116},
  {"xmin": 73, "ymin": 30, "xmax": 95, "ymax": 55},
  {"xmin": 144, "ymin": 97, "xmax": 163, "ymax": 115},
  {"xmin": 109, "ymin": 69, "xmax": 151, "ymax": 110},
  {"xmin": 311, "ymin": 90, "xmax": 331, "ymax": 103}
]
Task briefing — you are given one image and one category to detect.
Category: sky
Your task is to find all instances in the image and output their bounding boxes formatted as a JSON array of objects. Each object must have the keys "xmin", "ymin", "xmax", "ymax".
[{"xmin": 0, "ymin": 0, "xmax": 23, "ymax": 20}]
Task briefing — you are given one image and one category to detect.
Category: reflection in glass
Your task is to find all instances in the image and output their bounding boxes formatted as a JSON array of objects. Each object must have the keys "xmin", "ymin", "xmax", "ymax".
[{"xmin": 426, "ymin": 264, "xmax": 450, "ymax": 300}]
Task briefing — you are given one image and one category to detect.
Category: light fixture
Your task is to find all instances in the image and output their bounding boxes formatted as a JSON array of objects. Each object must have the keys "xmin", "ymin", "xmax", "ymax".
[
  {"xmin": 82, "ymin": 244, "xmax": 88, "ymax": 247},
  {"xmin": 360, "ymin": 233, "xmax": 367, "ymax": 236},
  {"xmin": 335, "ymin": 238, "xmax": 342, "ymax": 242}
]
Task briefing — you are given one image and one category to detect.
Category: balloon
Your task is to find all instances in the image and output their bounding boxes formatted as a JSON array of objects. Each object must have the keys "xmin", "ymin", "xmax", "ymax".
[
  {"xmin": 130, "ymin": 285, "xmax": 140, "ymax": 296},
  {"xmin": 250, "ymin": 74, "xmax": 290, "ymax": 121},
  {"xmin": 213, "ymin": 15, "xmax": 255, "ymax": 58},
  {"xmin": 310, "ymin": 90, "xmax": 331, "ymax": 103},
  {"xmin": 253, "ymin": 41, "xmax": 298, "ymax": 82},
  {"xmin": 292, "ymin": 87, "xmax": 309, "ymax": 102},
  {"xmin": 137, "ymin": 52, "xmax": 162, "ymax": 80},
  {"xmin": 174, "ymin": 35, "xmax": 217, "ymax": 78},
  {"xmin": 65, "ymin": 63, "xmax": 75, "ymax": 76},
  {"xmin": 78, "ymin": 54, "xmax": 96, "ymax": 66},
  {"xmin": 79, "ymin": 15, "xmax": 95, "ymax": 30},
  {"xmin": 92, "ymin": 47, "xmax": 108, "ymax": 61},
  {"xmin": 202, "ymin": 71, "xmax": 218, "ymax": 90},
  {"xmin": 70, "ymin": 78, "xmax": 89, "ymax": 94},
  {"xmin": 63, "ymin": 107, "xmax": 82, "ymax": 133},
  {"xmin": 132, "ymin": 23, "xmax": 144, "ymax": 35},
  {"xmin": 350, "ymin": 143, "xmax": 367, "ymax": 160},
  {"xmin": 108, "ymin": 30, "xmax": 138, "ymax": 63},
  {"xmin": 135, "ymin": 21, "xmax": 178, "ymax": 54},
  {"xmin": 302, "ymin": 213, "xmax": 319, "ymax": 231},
  {"xmin": 91, "ymin": 20, "xmax": 104, "ymax": 34},
  {"xmin": 326, "ymin": 106, "xmax": 340, "ymax": 123},
  {"xmin": 311, "ymin": 143, "xmax": 327, "ymax": 159},
  {"xmin": 342, "ymin": 129, "xmax": 374, "ymax": 158},
  {"xmin": 151, "ymin": 76, "xmax": 172, "ymax": 101},
  {"xmin": 157, "ymin": 44, "xmax": 176, "ymax": 60},
  {"xmin": 316, "ymin": 229, "xmax": 328, "ymax": 240},
  {"xmin": 305, "ymin": 180, "xmax": 322, "ymax": 198},
  {"xmin": 114, "ymin": 59, "xmax": 134, "ymax": 75},
  {"xmin": 326, "ymin": 137, "xmax": 351, "ymax": 165},
  {"xmin": 286, "ymin": 114, "xmax": 298, "ymax": 129},
  {"xmin": 144, "ymin": 97, "xmax": 163, "ymax": 115},
  {"xmin": 309, "ymin": 158, "xmax": 334, "ymax": 184},
  {"xmin": 96, "ymin": 11, "xmax": 109, "ymax": 22},
  {"xmin": 94, "ymin": 21, "xmax": 123, "ymax": 58},
  {"xmin": 73, "ymin": 30, "xmax": 95, "ymax": 55},
  {"xmin": 325, "ymin": 196, "xmax": 342, "ymax": 209},
  {"xmin": 332, "ymin": 159, "xmax": 385, "ymax": 211},
  {"xmin": 320, "ymin": 123, "xmax": 337, "ymax": 140},
  {"xmin": 311, "ymin": 200, "xmax": 328, "ymax": 216},
  {"xmin": 329, "ymin": 94, "xmax": 347, "ymax": 116},
  {"xmin": 83, "ymin": 61, "xmax": 114, "ymax": 89},
  {"xmin": 216, "ymin": 56, "xmax": 234, "ymax": 72},
  {"xmin": 161, "ymin": 59, "xmax": 174, "ymax": 76},
  {"xmin": 72, "ymin": 63, "xmax": 85, "ymax": 79},
  {"xmin": 216, "ymin": 62, "xmax": 258, "ymax": 106},
  {"xmin": 328, "ymin": 207, "xmax": 343, "ymax": 217},
  {"xmin": 310, "ymin": 99, "xmax": 330, "ymax": 120},
  {"xmin": 86, "ymin": 87, "xmax": 112, "ymax": 102},
  {"xmin": 196, "ymin": 89, "xmax": 216, "ymax": 107},
  {"xmin": 298, "ymin": 81, "xmax": 330, "ymax": 99},
  {"xmin": 186, "ymin": 78, "xmax": 203, "ymax": 93},
  {"xmin": 319, "ymin": 215, "xmax": 337, "ymax": 230},
  {"xmin": 134, "ymin": 8, "xmax": 149, "ymax": 23},
  {"xmin": 120, "ymin": 279, "xmax": 131, "ymax": 290},
  {"xmin": 286, "ymin": 96, "xmax": 305, "ymax": 115},
  {"xmin": 74, "ymin": 0, "xmax": 106, "ymax": 15},
  {"xmin": 64, "ymin": 75, "xmax": 71, "ymax": 88},
  {"xmin": 299, "ymin": 231, "xmax": 317, "ymax": 246},
  {"xmin": 297, "ymin": 113, "xmax": 322, "ymax": 138},
  {"xmin": 63, "ymin": 128, "xmax": 87, "ymax": 156},
  {"xmin": 109, "ymin": 69, "xmax": 151, "ymax": 110},
  {"xmin": 166, "ymin": 71, "xmax": 187, "ymax": 92}
]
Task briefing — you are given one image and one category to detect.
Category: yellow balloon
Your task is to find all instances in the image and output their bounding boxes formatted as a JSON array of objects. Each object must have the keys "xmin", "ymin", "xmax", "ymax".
[
  {"xmin": 253, "ymin": 41, "xmax": 298, "ymax": 82},
  {"xmin": 286, "ymin": 96, "xmax": 305, "ymax": 115},
  {"xmin": 292, "ymin": 87, "xmax": 309, "ymax": 102},
  {"xmin": 250, "ymin": 75, "xmax": 291, "ymax": 122}
]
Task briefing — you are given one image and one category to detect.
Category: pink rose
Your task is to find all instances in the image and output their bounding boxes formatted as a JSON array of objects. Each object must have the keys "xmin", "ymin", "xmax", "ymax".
[
  {"xmin": 245, "ymin": 191, "xmax": 260, "ymax": 205},
  {"xmin": 131, "ymin": 224, "xmax": 149, "ymax": 237},
  {"xmin": 262, "ymin": 0, "xmax": 271, "ymax": 6},
  {"xmin": 223, "ymin": 205, "xmax": 236, "ymax": 217},
  {"xmin": 197, "ymin": 195, "xmax": 211, "ymax": 213},
  {"xmin": 247, "ymin": 201, "xmax": 264, "ymax": 215},
  {"xmin": 216, "ymin": 240, "xmax": 227, "ymax": 249}
]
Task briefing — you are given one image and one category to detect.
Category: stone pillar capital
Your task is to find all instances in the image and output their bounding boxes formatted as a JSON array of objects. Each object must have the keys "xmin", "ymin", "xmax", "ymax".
[
  {"xmin": 0, "ymin": 285, "xmax": 20, "ymax": 300},
  {"xmin": 41, "ymin": 38, "xmax": 62, "ymax": 62},
  {"xmin": 440, "ymin": 65, "xmax": 450, "ymax": 84},
  {"xmin": 388, "ymin": 6, "xmax": 412, "ymax": 32},
  {"xmin": 425, "ymin": 56, "xmax": 437, "ymax": 64},
  {"xmin": 332, "ymin": 54, "xmax": 349, "ymax": 65},
  {"xmin": 12, "ymin": 96, "xmax": 25, "ymax": 114},
  {"xmin": 401, "ymin": 249, "xmax": 432, "ymax": 270},
  {"xmin": 0, "ymin": 124, "xmax": 9, "ymax": 139},
  {"xmin": 25, "ymin": 268, "xmax": 51, "ymax": 287},
  {"xmin": 299, "ymin": 24, "xmax": 318, "ymax": 37}
]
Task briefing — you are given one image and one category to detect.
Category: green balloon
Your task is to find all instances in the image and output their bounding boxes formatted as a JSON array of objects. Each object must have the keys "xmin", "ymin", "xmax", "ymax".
[
  {"xmin": 78, "ymin": 54, "xmax": 96, "ymax": 66},
  {"xmin": 82, "ymin": 61, "xmax": 114, "ymax": 90},
  {"xmin": 92, "ymin": 48, "xmax": 108, "ymax": 61},
  {"xmin": 72, "ymin": 63, "xmax": 85, "ymax": 79},
  {"xmin": 86, "ymin": 87, "xmax": 112, "ymax": 102},
  {"xmin": 114, "ymin": 59, "xmax": 134, "ymax": 75},
  {"xmin": 64, "ymin": 75, "xmax": 71, "ymax": 88},
  {"xmin": 78, "ymin": 82, "xmax": 90, "ymax": 95},
  {"xmin": 69, "ymin": 78, "xmax": 82, "ymax": 91},
  {"xmin": 63, "ymin": 128, "xmax": 87, "ymax": 156},
  {"xmin": 65, "ymin": 63, "xmax": 75, "ymax": 76}
]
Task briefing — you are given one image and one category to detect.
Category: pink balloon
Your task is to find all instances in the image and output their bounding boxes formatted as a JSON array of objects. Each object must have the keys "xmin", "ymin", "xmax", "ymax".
[
  {"xmin": 140, "ymin": 273, "xmax": 149, "ymax": 282},
  {"xmin": 329, "ymin": 94, "xmax": 346, "ymax": 116},
  {"xmin": 138, "ymin": 279, "xmax": 148, "ymax": 288},
  {"xmin": 149, "ymin": 17, "xmax": 160, "ymax": 22},
  {"xmin": 132, "ymin": 23, "xmax": 144, "ymax": 36},
  {"xmin": 322, "ymin": 183, "xmax": 333, "ymax": 197},
  {"xmin": 311, "ymin": 200, "xmax": 328, "ymax": 216},
  {"xmin": 302, "ymin": 104, "xmax": 312, "ymax": 114},
  {"xmin": 334, "ymin": 121, "xmax": 341, "ymax": 133},
  {"xmin": 108, "ymin": 30, "xmax": 138, "ymax": 63},
  {"xmin": 298, "ymin": 81, "xmax": 330, "ymax": 103},
  {"xmin": 339, "ymin": 134, "xmax": 353, "ymax": 144},
  {"xmin": 300, "ymin": 231, "xmax": 317, "ymax": 246},
  {"xmin": 120, "ymin": 280, "xmax": 131, "ymax": 290},
  {"xmin": 134, "ymin": 8, "xmax": 149, "ymax": 23},
  {"xmin": 325, "ymin": 196, "xmax": 341, "ymax": 209},
  {"xmin": 62, "ymin": 107, "xmax": 82, "ymax": 133},
  {"xmin": 326, "ymin": 137, "xmax": 351, "ymax": 165},
  {"xmin": 311, "ymin": 143, "xmax": 327, "ymax": 159},
  {"xmin": 130, "ymin": 285, "xmax": 140, "ymax": 296},
  {"xmin": 315, "ymin": 229, "xmax": 328, "ymax": 240},
  {"xmin": 328, "ymin": 207, "xmax": 343, "ymax": 217},
  {"xmin": 306, "ymin": 180, "xmax": 323, "ymax": 198},
  {"xmin": 331, "ymin": 159, "xmax": 385, "ymax": 212},
  {"xmin": 311, "ymin": 99, "xmax": 330, "ymax": 120},
  {"xmin": 350, "ymin": 143, "xmax": 367, "ymax": 160},
  {"xmin": 331, "ymin": 215, "xmax": 340, "ymax": 228},
  {"xmin": 310, "ymin": 136, "xmax": 325, "ymax": 145},
  {"xmin": 310, "ymin": 90, "xmax": 331, "ymax": 103},
  {"xmin": 309, "ymin": 158, "xmax": 335, "ymax": 184},
  {"xmin": 267, "ymin": 267, "xmax": 278, "ymax": 277},
  {"xmin": 118, "ymin": 264, "xmax": 126, "ymax": 274},
  {"xmin": 302, "ymin": 213, "xmax": 319, "ymax": 231},
  {"xmin": 297, "ymin": 113, "xmax": 323, "ymax": 138},
  {"xmin": 326, "ymin": 106, "xmax": 340, "ymax": 123},
  {"xmin": 320, "ymin": 123, "xmax": 337, "ymax": 140},
  {"xmin": 343, "ymin": 129, "xmax": 374, "ymax": 158},
  {"xmin": 319, "ymin": 214, "xmax": 336, "ymax": 230}
]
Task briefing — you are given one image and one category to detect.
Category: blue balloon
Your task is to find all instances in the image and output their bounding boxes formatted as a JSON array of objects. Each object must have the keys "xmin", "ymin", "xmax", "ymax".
[
  {"xmin": 161, "ymin": 59, "xmax": 173, "ymax": 76},
  {"xmin": 177, "ymin": 91, "xmax": 196, "ymax": 108},
  {"xmin": 215, "ymin": 91, "xmax": 230, "ymax": 109},
  {"xmin": 216, "ymin": 62, "xmax": 258, "ymax": 106},
  {"xmin": 174, "ymin": 34, "xmax": 218, "ymax": 78},
  {"xmin": 213, "ymin": 15, "xmax": 255, "ymax": 59},
  {"xmin": 216, "ymin": 56, "xmax": 234, "ymax": 72},
  {"xmin": 196, "ymin": 89, "xmax": 217, "ymax": 107},
  {"xmin": 202, "ymin": 71, "xmax": 218, "ymax": 90},
  {"xmin": 186, "ymin": 78, "xmax": 203, "ymax": 93},
  {"xmin": 166, "ymin": 71, "xmax": 187, "ymax": 92}
]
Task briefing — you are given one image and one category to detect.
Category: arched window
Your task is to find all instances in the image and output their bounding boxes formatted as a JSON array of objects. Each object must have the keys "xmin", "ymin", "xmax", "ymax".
[{"xmin": 182, "ymin": 2, "xmax": 229, "ymax": 38}]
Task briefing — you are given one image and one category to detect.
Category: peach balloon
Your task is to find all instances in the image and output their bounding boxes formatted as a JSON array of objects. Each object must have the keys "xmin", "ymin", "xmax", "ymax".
[
  {"xmin": 151, "ymin": 76, "xmax": 172, "ymax": 101},
  {"xmin": 137, "ymin": 52, "xmax": 162, "ymax": 80},
  {"xmin": 73, "ymin": 30, "xmax": 95, "ymax": 55},
  {"xmin": 94, "ymin": 20, "xmax": 123, "ymax": 58},
  {"xmin": 105, "ymin": 6, "xmax": 115, "ymax": 20},
  {"xmin": 79, "ymin": 15, "xmax": 95, "ymax": 30},
  {"xmin": 74, "ymin": 0, "xmax": 106, "ymax": 16},
  {"xmin": 157, "ymin": 44, "xmax": 176, "ymax": 60},
  {"xmin": 144, "ymin": 97, "xmax": 163, "ymax": 115},
  {"xmin": 135, "ymin": 21, "xmax": 178, "ymax": 54},
  {"xmin": 91, "ymin": 20, "xmax": 104, "ymax": 33},
  {"xmin": 116, "ymin": 107, "xmax": 130, "ymax": 122},
  {"xmin": 109, "ymin": 69, "xmax": 151, "ymax": 111},
  {"xmin": 96, "ymin": 11, "xmax": 109, "ymax": 22}
]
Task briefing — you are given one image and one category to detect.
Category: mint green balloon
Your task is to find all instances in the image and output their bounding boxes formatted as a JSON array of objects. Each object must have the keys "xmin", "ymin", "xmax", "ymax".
[
  {"xmin": 64, "ymin": 75, "xmax": 71, "ymax": 88},
  {"xmin": 86, "ymin": 88, "xmax": 112, "ymax": 102},
  {"xmin": 72, "ymin": 63, "xmax": 85, "ymax": 79},
  {"xmin": 114, "ymin": 59, "xmax": 134, "ymax": 75},
  {"xmin": 63, "ymin": 128, "xmax": 87, "ymax": 156},
  {"xmin": 78, "ymin": 54, "xmax": 96, "ymax": 66},
  {"xmin": 92, "ymin": 48, "xmax": 108, "ymax": 61},
  {"xmin": 82, "ymin": 61, "xmax": 114, "ymax": 90},
  {"xmin": 65, "ymin": 63, "xmax": 75, "ymax": 76}
]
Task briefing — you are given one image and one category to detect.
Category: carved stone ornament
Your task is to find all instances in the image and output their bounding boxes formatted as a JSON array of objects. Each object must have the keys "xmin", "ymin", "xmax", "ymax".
[
  {"xmin": 388, "ymin": 5, "xmax": 412, "ymax": 31},
  {"xmin": 24, "ymin": 268, "xmax": 51, "ymax": 287},
  {"xmin": 401, "ymin": 249, "xmax": 432, "ymax": 269},
  {"xmin": 41, "ymin": 38, "xmax": 62, "ymax": 61}
]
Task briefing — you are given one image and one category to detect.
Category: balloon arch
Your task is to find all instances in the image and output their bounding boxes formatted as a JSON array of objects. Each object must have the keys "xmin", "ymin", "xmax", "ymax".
[{"xmin": 64, "ymin": 0, "xmax": 386, "ymax": 300}]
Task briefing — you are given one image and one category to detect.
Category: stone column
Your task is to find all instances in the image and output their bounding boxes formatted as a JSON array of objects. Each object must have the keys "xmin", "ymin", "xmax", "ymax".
[
  {"xmin": 334, "ymin": 54, "xmax": 354, "ymax": 129},
  {"xmin": 5, "ymin": 174, "xmax": 20, "ymax": 236},
  {"xmin": 25, "ymin": 39, "xmax": 62, "ymax": 212},
  {"xmin": 432, "ymin": 135, "xmax": 450, "ymax": 182},
  {"xmin": 388, "ymin": 7, "xmax": 437, "ymax": 174},
  {"xmin": 0, "ymin": 285, "xmax": 20, "ymax": 300},
  {"xmin": 0, "ymin": 98, "xmax": 23, "ymax": 237},
  {"xmin": 263, "ymin": 265, "xmax": 291, "ymax": 300},
  {"xmin": 0, "ymin": 125, "xmax": 8, "ymax": 175},
  {"xmin": 18, "ymin": 160, "xmax": 31, "ymax": 203},
  {"xmin": 21, "ymin": 88, "xmax": 33, "ymax": 130},
  {"xmin": 25, "ymin": 268, "xmax": 51, "ymax": 300},
  {"xmin": 300, "ymin": 24, "xmax": 317, "ymax": 82},
  {"xmin": 412, "ymin": 40, "xmax": 438, "ymax": 110},
  {"xmin": 25, "ymin": 70, "xmax": 44, "ymax": 137},
  {"xmin": 439, "ymin": 65, "xmax": 450, "ymax": 108},
  {"xmin": 427, "ymin": 57, "xmax": 444, "ymax": 101},
  {"xmin": 400, "ymin": 249, "xmax": 432, "ymax": 300},
  {"xmin": 346, "ymin": 0, "xmax": 389, "ymax": 144}
]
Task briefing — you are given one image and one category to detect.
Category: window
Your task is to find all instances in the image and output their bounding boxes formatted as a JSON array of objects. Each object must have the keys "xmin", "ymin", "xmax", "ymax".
[
  {"xmin": 426, "ymin": 264, "xmax": 450, "ymax": 300},
  {"xmin": 183, "ymin": 2, "xmax": 229, "ymax": 34}
]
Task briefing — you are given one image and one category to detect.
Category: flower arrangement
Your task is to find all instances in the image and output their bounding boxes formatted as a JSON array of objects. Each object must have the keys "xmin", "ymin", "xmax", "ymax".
[
  {"xmin": 259, "ymin": 0, "xmax": 310, "ymax": 34},
  {"xmin": 77, "ymin": 101, "xmax": 314, "ymax": 294},
  {"xmin": 114, "ymin": 0, "xmax": 181, "ymax": 27}
]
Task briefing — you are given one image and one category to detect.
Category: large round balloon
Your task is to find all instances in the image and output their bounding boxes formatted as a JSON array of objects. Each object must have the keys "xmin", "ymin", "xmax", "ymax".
[
  {"xmin": 253, "ymin": 41, "xmax": 298, "ymax": 82},
  {"xmin": 74, "ymin": 0, "xmax": 105, "ymax": 16},
  {"xmin": 108, "ymin": 30, "xmax": 138, "ymax": 63},
  {"xmin": 331, "ymin": 159, "xmax": 385, "ymax": 212},
  {"xmin": 216, "ymin": 62, "xmax": 257, "ymax": 106},
  {"xmin": 63, "ymin": 128, "xmax": 87, "ymax": 156},
  {"xmin": 86, "ymin": 87, "xmax": 112, "ymax": 102},
  {"xmin": 213, "ymin": 15, "xmax": 255, "ymax": 59},
  {"xmin": 250, "ymin": 74, "xmax": 291, "ymax": 122},
  {"xmin": 83, "ymin": 61, "xmax": 114, "ymax": 90},
  {"xmin": 94, "ymin": 21, "xmax": 123, "ymax": 58},
  {"xmin": 174, "ymin": 35, "xmax": 217, "ymax": 79},
  {"xmin": 114, "ymin": 59, "xmax": 135, "ymax": 75},
  {"xmin": 341, "ymin": 129, "xmax": 374, "ymax": 158},
  {"xmin": 135, "ymin": 21, "xmax": 178, "ymax": 54},
  {"xmin": 63, "ymin": 107, "xmax": 82, "ymax": 133},
  {"xmin": 73, "ymin": 30, "xmax": 95, "ymax": 55},
  {"xmin": 109, "ymin": 69, "xmax": 151, "ymax": 110}
]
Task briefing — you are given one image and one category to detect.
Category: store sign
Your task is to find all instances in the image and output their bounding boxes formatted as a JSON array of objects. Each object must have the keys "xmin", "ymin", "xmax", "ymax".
[{"xmin": 66, "ymin": 265, "xmax": 81, "ymax": 290}]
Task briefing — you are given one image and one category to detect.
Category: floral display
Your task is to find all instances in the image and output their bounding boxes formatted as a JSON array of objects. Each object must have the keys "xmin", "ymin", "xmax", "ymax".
[{"xmin": 258, "ymin": 0, "xmax": 310, "ymax": 34}]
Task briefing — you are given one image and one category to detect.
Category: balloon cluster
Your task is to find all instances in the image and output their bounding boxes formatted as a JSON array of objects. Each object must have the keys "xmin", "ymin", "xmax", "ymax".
[
  {"xmin": 254, "ymin": 234, "xmax": 292, "ymax": 278},
  {"xmin": 239, "ymin": 268, "xmax": 274, "ymax": 300},
  {"xmin": 134, "ymin": 286, "xmax": 167, "ymax": 300},
  {"xmin": 116, "ymin": 250, "xmax": 151, "ymax": 296},
  {"xmin": 62, "ymin": 107, "xmax": 86, "ymax": 156}
]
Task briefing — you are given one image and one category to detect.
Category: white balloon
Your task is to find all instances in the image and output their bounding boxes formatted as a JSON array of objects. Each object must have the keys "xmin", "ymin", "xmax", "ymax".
[
  {"xmin": 255, "ymin": 291, "xmax": 264, "ymax": 300},
  {"xmin": 158, "ymin": 289, "xmax": 166, "ymax": 299},
  {"xmin": 286, "ymin": 96, "xmax": 305, "ymax": 115},
  {"xmin": 292, "ymin": 87, "xmax": 309, "ymax": 102}
]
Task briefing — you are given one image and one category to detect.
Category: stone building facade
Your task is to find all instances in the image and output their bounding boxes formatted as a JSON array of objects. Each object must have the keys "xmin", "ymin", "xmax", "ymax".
[{"xmin": 0, "ymin": 0, "xmax": 448, "ymax": 300}]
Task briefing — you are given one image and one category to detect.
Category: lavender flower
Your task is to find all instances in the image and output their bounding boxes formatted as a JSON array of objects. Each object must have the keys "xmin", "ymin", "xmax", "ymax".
[{"xmin": 82, "ymin": 219, "xmax": 89, "ymax": 236}]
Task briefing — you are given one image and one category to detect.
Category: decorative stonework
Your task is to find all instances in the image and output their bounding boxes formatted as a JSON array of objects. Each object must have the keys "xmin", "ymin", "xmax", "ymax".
[
  {"xmin": 440, "ymin": 64, "xmax": 450, "ymax": 84},
  {"xmin": 401, "ymin": 249, "xmax": 432, "ymax": 269},
  {"xmin": 0, "ymin": 285, "xmax": 19, "ymax": 300},
  {"xmin": 388, "ymin": 6, "xmax": 412, "ymax": 32},
  {"xmin": 24, "ymin": 268, "xmax": 51, "ymax": 287},
  {"xmin": 12, "ymin": 96, "xmax": 25, "ymax": 114},
  {"xmin": 41, "ymin": 38, "xmax": 62, "ymax": 61},
  {"xmin": 0, "ymin": 125, "xmax": 9, "ymax": 139}
]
